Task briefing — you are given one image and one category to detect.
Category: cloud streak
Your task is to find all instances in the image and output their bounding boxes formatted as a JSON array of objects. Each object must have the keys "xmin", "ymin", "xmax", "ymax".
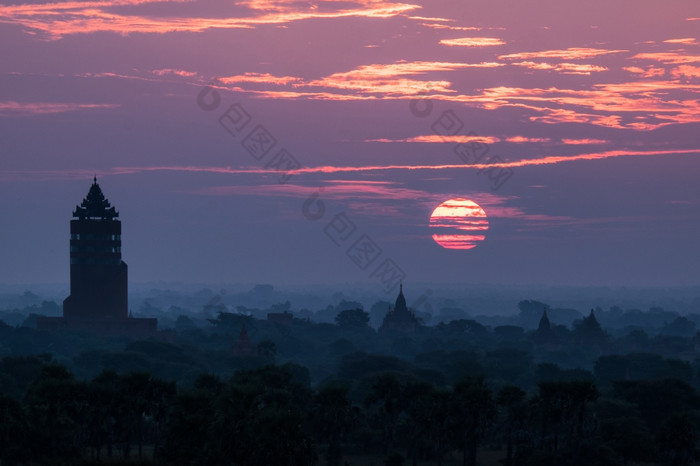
[
  {"xmin": 217, "ymin": 61, "xmax": 504, "ymax": 97},
  {"xmin": 0, "ymin": 100, "xmax": 120, "ymax": 116},
  {"xmin": 510, "ymin": 61, "xmax": 607, "ymax": 75},
  {"xmin": 0, "ymin": 0, "xmax": 419, "ymax": 39},
  {"xmin": 365, "ymin": 135, "xmax": 500, "ymax": 144},
  {"xmin": 201, "ymin": 56, "xmax": 700, "ymax": 130},
  {"xmin": 3, "ymin": 148, "xmax": 696, "ymax": 183},
  {"xmin": 439, "ymin": 37, "xmax": 505, "ymax": 47},
  {"xmin": 632, "ymin": 52, "xmax": 700, "ymax": 64},
  {"xmin": 499, "ymin": 47, "xmax": 627, "ymax": 60}
]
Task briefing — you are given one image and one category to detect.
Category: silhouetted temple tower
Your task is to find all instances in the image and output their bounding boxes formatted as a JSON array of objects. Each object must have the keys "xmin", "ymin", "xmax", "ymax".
[
  {"xmin": 379, "ymin": 283, "xmax": 420, "ymax": 336},
  {"xmin": 63, "ymin": 177, "xmax": 128, "ymax": 320},
  {"xmin": 38, "ymin": 179, "xmax": 156, "ymax": 335}
]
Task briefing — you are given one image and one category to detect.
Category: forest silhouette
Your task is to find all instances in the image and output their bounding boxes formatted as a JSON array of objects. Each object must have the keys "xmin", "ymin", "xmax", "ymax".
[{"xmin": 2, "ymin": 291, "xmax": 700, "ymax": 465}]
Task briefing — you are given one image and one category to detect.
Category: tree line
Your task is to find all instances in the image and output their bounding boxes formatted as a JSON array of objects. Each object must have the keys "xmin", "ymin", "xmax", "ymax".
[{"xmin": 1, "ymin": 355, "xmax": 699, "ymax": 466}]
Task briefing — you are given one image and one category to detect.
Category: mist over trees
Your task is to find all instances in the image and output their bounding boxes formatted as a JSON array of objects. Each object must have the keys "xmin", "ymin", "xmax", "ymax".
[{"xmin": 1, "ymin": 284, "xmax": 700, "ymax": 464}]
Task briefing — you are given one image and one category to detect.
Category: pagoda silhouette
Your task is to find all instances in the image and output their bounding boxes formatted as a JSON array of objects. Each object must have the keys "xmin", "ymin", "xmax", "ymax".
[
  {"xmin": 37, "ymin": 178, "xmax": 156, "ymax": 336},
  {"xmin": 379, "ymin": 283, "xmax": 420, "ymax": 336}
]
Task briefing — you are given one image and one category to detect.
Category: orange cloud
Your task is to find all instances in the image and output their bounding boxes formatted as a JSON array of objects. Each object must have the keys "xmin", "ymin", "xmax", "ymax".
[
  {"xmin": 160, "ymin": 47, "xmax": 699, "ymax": 132},
  {"xmin": 528, "ymin": 108, "xmax": 623, "ymax": 127},
  {"xmin": 461, "ymin": 81, "xmax": 700, "ymax": 129},
  {"xmin": 227, "ymin": 76, "xmax": 700, "ymax": 130},
  {"xmin": 439, "ymin": 37, "xmax": 505, "ymax": 47},
  {"xmin": 561, "ymin": 138, "xmax": 609, "ymax": 145},
  {"xmin": 505, "ymin": 136, "xmax": 551, "ymax": 143},
  {"xmin": 419, "ymin": 23, "xmax": 480, "ymax": 31},
  {"xmin": 317, "ymin": 61, "xmax": 504, "ymax": 78},
  {"xmin": 664, "ymin": 38, "xmax": 700, "ymax": 46},
  {"xmin": 307, "ymin": 77, "xmax": 453, "ymax": 94},
  {"xmin": 407, "ymin": 16, "xmax": 451, "ymax": 22},
  {"xmin": 0, "ymin": 0, "xmax": 419, "ymax": 38},
  {"xmin": 633, "ymin": 52, "xmax": 700, "ymax": 64},
  {"xmin": 623, "ymin": 66, "xmax": 666, "ymax": 78},
  {"xmin": 152, "ymin": 68, "xmax": 198, "ymax": 77},
  {"xmin": 671, "ymin": 65, "xmax": 700, "ymax": 79},
  {"xmin": 293, "ymin": 61, "xmax": 503, "ymax": 96},
  {"xmin": 499, "ymin": 47, "xmax": 627, "ymax": 60},
  {"xmin": 220, "ymin": 73, "xmax": 302, "ymax": 86},
  {"xmin": 511, "ymin": 61, "xmax": 607, "ymax": 75},
  {"xmin": 210, "ymin": 60, "xmax": 504, "ymax": 99}
]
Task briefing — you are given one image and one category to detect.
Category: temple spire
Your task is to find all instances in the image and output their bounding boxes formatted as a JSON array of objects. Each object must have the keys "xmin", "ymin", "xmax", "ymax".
[
  {"xmin": 379, "ymin": 282, "xmax": 419, "ymax": 336},
  {"xmin": 538, "ymin": 308, "xmax": 551, "ymax": 331},
  {"xmin": 73, "ymin": 179, "xmax": 118, "ymax": 220},
  {"xmin": 394, "ymin": 282, "xmax": 407, "ymax": 313}
]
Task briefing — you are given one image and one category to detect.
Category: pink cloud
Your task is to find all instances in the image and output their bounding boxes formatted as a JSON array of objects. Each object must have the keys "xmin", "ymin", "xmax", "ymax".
[
  {"xmin": 671, "ymin": 65, "xmax": 700, "ymax": 79},
  {"xmin": 0, "ymin": 101, "xmax": 120, "ymax": 116},
  {"xmin": 222, "ymin": 61, "xmax": 504, "ymax": 97},
  {"xmin": 561, "ymin": 138, "xmax": 609, "ymax": 145},
  {"xmin": 407, "ymin": 16, "xmax": 452, "ymax": 22},
  {"xmin": 664, "ymin": 38, "xmax": 700, "ymax": 46},
  {"xmin": 408, "ymin": 16, "xmax": 481, "ymax": 31},
  {"xmin": 202, "ymin": 67, "xmax": 700, "ymax": 130},
  {"xmin": 419, "ymin": 23, "xmax": 481, "ymax": 31},
  {"xmin": 37, "ymin": 148, "xmax": 691, "ymax": 181},
  {"xmin": 0, "ymin": 0, "xmax": 420, "ymax": 39},
  {"xmin": 505, "ymin": 136, "xmax": 551, "ymax": 143},
  {"xmin": 460, "ymin": 81, "xmax": 700, "ymax": 130},
  {"xmin": 366, "ymin": 135, "xmax": 499, "ymax": 144},
  {"xmin": 220, "ymin": 73, "xmax": 302, "ymax": 86},
  {"xmin": 439, "ymin": 37, "xmax": 505, "ymax": 47},
  {"xmin": 528, "ymin": 108, "xmax": 623, "ymax": 127},
  {"xmin": 499, "ymin": 47, "xmax": 627, "ymax": 60},
  {"xmin": 623, "ymin": 66, "xmax": 666, "ymax": 78},
  {"xmin": 152, "ymin": 68, "xmax": 199, "ymax": 77},
  {"xmin": 203, "ymin": 63, "xmax": 699, "ymax": 130},
  {"xmin": 632, "ymin": 52, "xmax": 700, "ymax": 64},
  {"xmin": 511, "ymin": 61, "xmax": 607, "ymax": 75}
]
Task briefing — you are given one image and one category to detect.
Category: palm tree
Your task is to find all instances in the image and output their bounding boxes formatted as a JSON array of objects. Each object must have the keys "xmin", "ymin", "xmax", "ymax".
[
  {"xmin": 403, "ymin": 381, "xmax": 452, "ymax": 466},
  {"xmin": 364, "ymin": 373, "xmax": 405, "ymax": 455},
  {"xmin": 312, "ymin": 386, "xmax": 359, "ymax": 466},
  {"xmin": 496, "ymin": 385, "xmax": 529, "ymax": 466},
  {"xmin": 450, "ymin": 376, "xmax": 495, "ymax": 466}
]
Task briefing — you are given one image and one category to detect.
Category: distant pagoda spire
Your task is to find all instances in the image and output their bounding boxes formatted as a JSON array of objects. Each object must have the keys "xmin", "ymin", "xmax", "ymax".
[
  {"xmin": 379, "ymin": 282, "xmax": 418, "ymax": 336},
  {"xmin": 538, "ymin": 308, "xmax": 551, "ymax": 331},
  {"xmin": 233, "ymin": 323, "xmax": 257, "ymax": 356},
  {"xmin": 394, "ymin": 281, "xmax": 407, "ymax": 313},
  {"xmin": 533, "ymin": 307, "xmax": 558, "ymax": 346},
  {"xmin": 72, "ymin": 177, "xmax": 118, "ymax": 220}
]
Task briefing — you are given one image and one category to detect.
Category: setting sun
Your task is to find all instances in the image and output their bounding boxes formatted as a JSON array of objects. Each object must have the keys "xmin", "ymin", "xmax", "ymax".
[{"xmin": 429, "ymin": 198, "xmax": 488, "ymax": 250}]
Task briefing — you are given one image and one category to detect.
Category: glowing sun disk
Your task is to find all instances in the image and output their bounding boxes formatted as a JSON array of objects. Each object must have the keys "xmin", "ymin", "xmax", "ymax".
[{"xmin": 429, "ymin": 198, "xmax": 488, "ymax": 250}]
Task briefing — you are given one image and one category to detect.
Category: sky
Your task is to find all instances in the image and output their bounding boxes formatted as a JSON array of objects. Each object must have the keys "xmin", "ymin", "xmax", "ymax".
[{"xmin": 1, "ymin": 0, "xmax": 699, "ymax": 295}]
